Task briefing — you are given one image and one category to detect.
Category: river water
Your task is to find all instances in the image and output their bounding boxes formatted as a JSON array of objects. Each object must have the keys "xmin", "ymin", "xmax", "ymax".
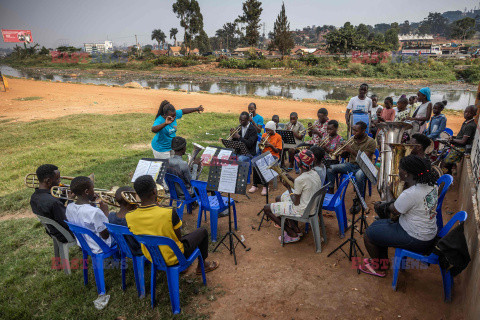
[{"xmin": 1, "ymin": 65, "xmax": 476, "ymax": 110}]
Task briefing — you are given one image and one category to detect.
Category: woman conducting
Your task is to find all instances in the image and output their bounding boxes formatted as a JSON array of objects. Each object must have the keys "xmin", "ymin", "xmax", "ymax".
[
  {"xmin": 360, "ymin": 155, "xmax": 438, "ymax": 277},
  {"xmin": 151, "ymin": 100, "xmax": 204, "ymax": 159}
]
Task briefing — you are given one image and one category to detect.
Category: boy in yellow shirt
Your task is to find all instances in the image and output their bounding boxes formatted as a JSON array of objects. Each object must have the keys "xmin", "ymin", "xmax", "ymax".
[{"xmin": 126, "ymin": 175, "xmax": 219, "ymax": 274}]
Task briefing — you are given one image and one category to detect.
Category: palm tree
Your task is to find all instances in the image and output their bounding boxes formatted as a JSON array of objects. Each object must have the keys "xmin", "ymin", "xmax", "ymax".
[
  {"xmin": 170, "ymin": 28, "xmax": 178, "ymax": 46},
  {"xmin": 151, "ymin": 29, "xmax": 166, "ymax": 49}
]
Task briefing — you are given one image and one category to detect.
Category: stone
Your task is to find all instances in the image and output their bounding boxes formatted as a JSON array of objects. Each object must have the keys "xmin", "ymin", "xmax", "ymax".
[{"xmin": 123, "ymin": 81, "xmax": 143, "ymax": 88}]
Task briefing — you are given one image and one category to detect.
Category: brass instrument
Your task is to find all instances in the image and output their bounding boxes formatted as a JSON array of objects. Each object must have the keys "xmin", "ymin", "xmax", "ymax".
[
  {"xmin": 25, "ymin": 173, "xmax": 95, "ymax": 188},
  {"xmin": 318, "ymin": 136, "xmax": 330, "ymax": 148},
  {"xmin": 331, "ymin": 136, "xmax": 355, "ymax": 158},
  {"xmin": 50, "ymin": 185, "xmax": 120, "ymax": 207},
  {"xmin": 259, "ymin": 133, "xmax": 272, "ymax": 151},
  {"xmin": 267, "ymin": 160, "xmax": 295, "ymax": 189},
  {"xmin": 187, "ymin": 143, "xmax": 205, "ymax": 178},
  {"xmin": 121, "ymin": 184, "xmax": 180, "ymax": 208},
  {"xmin": 227, "ymin": 125, "xmax": 242, "ymax": 140},
  {"xmin": 307, "ymin": 122, "xmax": 313, "ymax": 133},
  {"xmin": 298, "ymin": 128, "xmax": 307, "ymax": 135},
  {"xmin": 387, "ymin": 143, "xmax": 419, "ymax": 200}
]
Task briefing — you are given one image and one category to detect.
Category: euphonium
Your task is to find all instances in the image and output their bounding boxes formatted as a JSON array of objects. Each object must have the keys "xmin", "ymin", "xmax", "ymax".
[
  {"xmin": 50, "ymin": 185, "xmax": 120, "ymax": 207},
  {"xmin": 267, "ymin": 160, "xmax": 295, "ymax": 189}
]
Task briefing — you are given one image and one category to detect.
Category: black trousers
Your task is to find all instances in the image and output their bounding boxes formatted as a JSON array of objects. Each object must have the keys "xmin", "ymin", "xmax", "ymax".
[{"xmin": 182, "ymin": 227, "xmax": 209, "ymax": 261}]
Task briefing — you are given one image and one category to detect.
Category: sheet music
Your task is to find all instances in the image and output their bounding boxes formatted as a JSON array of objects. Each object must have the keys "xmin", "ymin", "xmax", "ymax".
[
  {"xmin": 131, "ymin": 159, "xmax": 151, "ymax": 182},
  {"xmin": 201, "ymin": 147, "xmax": 216, "ymax": 165},
  {"xmin": 360, "ymin": 152, "xmax": 378, "ymax": 179},
  {"xmin": 146, "ymin": 161, "xmax": 163, "ymax": 181},
  {"xmin": 255, "ymin": 153, "xmax": 278, "ymax": 183},
  {"xmin": 218, "ymin": 164, "xmax": 238, "ymax": 193},
  {"xmin": 217, "ymin": 149, "xmax": 233, "ymax": 161}
]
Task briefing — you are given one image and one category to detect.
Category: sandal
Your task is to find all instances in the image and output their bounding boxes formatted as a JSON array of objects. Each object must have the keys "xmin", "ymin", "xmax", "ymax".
[
  {"xmin": 196, "ymin": 260, "xmax": 219, "ymax": 275},
  {"xmin": 358, "ymin": 262, "xmax": 386, "ymax": 278}
]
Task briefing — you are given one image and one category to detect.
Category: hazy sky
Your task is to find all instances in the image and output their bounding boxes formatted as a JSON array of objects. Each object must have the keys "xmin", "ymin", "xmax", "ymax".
[{"xmin": 0, "ymin": 0, "xmax": 476, "ymax": 49}]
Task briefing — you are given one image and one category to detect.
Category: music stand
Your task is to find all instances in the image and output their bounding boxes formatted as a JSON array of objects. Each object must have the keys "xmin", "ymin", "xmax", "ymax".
[
  {"xmin": 250, "ymin": 152, "xmax": 279, "ymax": 230},
  {"xmin": 221, "ymin": 139, "xmax": 249, "ymax": 156},
  {"xmin": 131, "ymin": 158, "xmax": 167, "ymax": 185},
  {"xmin": 208, "ymin": 158, "xmax": 250, "ymax": 265},
  {"xmin": 276, "ymin": 130, "xmax": 297, "ymax": 166},
  {"xmin": 353, "ymin": 151, "xmax": 377, "ymax": 233},
  {"xmin": 327, "ymin": 175, "xmax": 367, "ymax": 261}
]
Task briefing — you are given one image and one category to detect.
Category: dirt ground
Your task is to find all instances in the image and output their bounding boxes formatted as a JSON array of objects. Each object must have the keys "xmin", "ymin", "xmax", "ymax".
[
  {"xmin": 0, "ymin": 78, "xmax": 466, "ymax": 133},
  {"xmin": 0, "ymin": 78, "xmax": 466, "ymax": 319}
]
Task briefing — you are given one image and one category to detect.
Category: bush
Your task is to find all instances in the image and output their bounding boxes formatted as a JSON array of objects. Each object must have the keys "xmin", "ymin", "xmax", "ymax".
[
  {"xmin": 457, "ymin": 66, "xmax": 480, "ymax": 83},
  {"xmin": 151, "ymin": 56, "xmax": 201, "ymax": 67}
]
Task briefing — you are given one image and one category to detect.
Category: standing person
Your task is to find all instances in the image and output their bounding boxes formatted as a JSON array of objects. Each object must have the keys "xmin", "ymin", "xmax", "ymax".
[
  {"xmin": 379, "ymin": 97, "xmax": 396, "ymax": 122},
  {"xmin": 231, "ymin": 111, "xmax": 260, "ymax": 161},
  {"xmin": 408, "ymin": 96, "xmax": 421, "ymax": 117},
  {"xmin": 345, "ymin": 83, "xmax": 372, "ymax": 129},
  {"xmin": 30, "ymin": 164, "xmax": 73, "ymax": 243},
  {"xmin": 151, "ymin": 100, "xmax": 204, "ymax": 159},
  {"xmin": 443, "ymin": 105, "xmax": 477, "ymax": 174},
  {"xmin": 370, "ymin": 95, "xmax": 381, "ymax": 120},
  {"xmin": 407, "ymin": 88, "xmax": 432, "ymax": 135},
  {"xmin": 249, "ymin": 121, "xmax": 283, "ymax": 195},
  {"xmin": 308, "ymin": 108, "xmax": 329, "ymax": 145},
  {"xmin": 262, "ymin": 149, "xmax": 322, "ymax": 244},
  {"xmin": 425, "ymin": 102, "xmax": 447, "ymax": 141},
  {"xmin": 285, "ymin": 112, "xmax": 306, "ymax": 170},
  {"xmin": 360, "ymin": 155, "xmax": 438, "ymax": 278},
  {"xmin": 326, "ymin": 121, "xmax": 376, "ymax": 197},
  {"xmin": 126, "ymin": 175, "xmax": 219, "ymax": 273},
  {"xmin": 247, "ymin": 102, "xmax": 264, "ymax": 138}
]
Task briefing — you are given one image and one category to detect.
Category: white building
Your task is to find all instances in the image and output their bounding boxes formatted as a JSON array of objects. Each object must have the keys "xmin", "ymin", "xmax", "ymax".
[{"xmin": 83, "ymin": 41, "xmax": 113, "ymax": 54}]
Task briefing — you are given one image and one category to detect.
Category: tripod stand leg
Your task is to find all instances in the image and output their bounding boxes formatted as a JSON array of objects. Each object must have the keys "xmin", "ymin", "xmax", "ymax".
[
  {"xmin": 327, "ymin": 238, "xmax": 350, "ymax": 257},
  {"xmin": 213, "ymin": 231, "xmax": 230, "ymax": 253}
]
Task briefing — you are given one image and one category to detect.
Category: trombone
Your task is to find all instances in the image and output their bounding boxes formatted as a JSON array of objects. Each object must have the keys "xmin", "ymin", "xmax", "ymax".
[
  {"xmin": 120, "ymin": 184, "xmax": 181, "ymax": 209},
  {"xmin": 25, "ymin": 173, "xmax": 95, "ymax": 188},
  {"xmin": 331, "ymin": 136, "xmax": 355, "ymax": 158},
  {"xmin": 227, "ymin": 125, "xmax": 241, "ymax": 140}
]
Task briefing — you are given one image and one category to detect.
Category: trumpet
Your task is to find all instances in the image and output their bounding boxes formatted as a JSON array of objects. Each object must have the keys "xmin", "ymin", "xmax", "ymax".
[
  {"xmin": 331, "ymin": 136, "xmax": 355, "ymax": 158},
  {"xmin": 121, "ymin": 184, "xmax": 180, "ymax": 208},
  {"xmin": 50, "ymin": 185, "xmax": 120, "ymax": 207},
  {"xmin": 267, "ymin": 160, "xmax": 295, "ymax": 189},
  {"xmin": 318, "ymin": 136, "xmax": 330, "ymax": 148},
  {"xmin": 298, "ymin": 128, "xmax": 307, "ymax": 135},
  {"xmin": 25, "ymin": 173, "xmax": 95, "ymax": 188},
  {"xmin": 307, "ymin": 122, "xmax": 313, "ymax": 133},
  {"xmin": 227, "ymin": 125, "xmax": 241, "ymax": 140},
  {"xmin": 259, "ymin": 133, "xmax": 271, "ymax": 151}
]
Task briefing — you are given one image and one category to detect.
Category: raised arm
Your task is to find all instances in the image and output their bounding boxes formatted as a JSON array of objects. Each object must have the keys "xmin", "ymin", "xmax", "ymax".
[{"xmin": 181, "ymin": 105, "xmax": 204, "ymax": 115}]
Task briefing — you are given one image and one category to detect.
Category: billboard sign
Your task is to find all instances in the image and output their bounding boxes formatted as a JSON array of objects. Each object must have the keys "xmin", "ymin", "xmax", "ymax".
[{"xmin": 1, "ymin": 29, "xmax": 33, "ymax": 43}]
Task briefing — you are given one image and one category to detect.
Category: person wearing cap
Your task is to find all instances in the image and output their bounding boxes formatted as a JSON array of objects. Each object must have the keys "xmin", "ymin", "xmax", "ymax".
[
  {"xmin": 249, "ymin": 121, "xmax": 283, "ymax": 195},
  {"xmin": 166, "ymin": 136, "xmax": 198, "ymax": 199},
  {"xmin": 261, "ymin": 149, "xmax": 322, "ymax": 244}
]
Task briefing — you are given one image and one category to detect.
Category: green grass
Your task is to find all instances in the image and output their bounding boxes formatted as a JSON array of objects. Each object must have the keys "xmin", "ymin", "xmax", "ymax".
[{"xmin": 13, "ymin": 96, "xmax": 43, "ymax": 101}]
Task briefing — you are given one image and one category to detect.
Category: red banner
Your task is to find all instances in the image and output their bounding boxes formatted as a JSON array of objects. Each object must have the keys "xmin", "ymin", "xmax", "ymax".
[{"xmin": 1, "ymin": 29, "xmax": 33, "ymax": 43}]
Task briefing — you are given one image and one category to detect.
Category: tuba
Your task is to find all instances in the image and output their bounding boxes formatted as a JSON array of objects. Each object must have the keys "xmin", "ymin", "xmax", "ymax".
[
  {"xmin": 376, "ymin": 122, "xmax": 413, "ymax": 201},
  {"xmin": 187, "ymin": 143, "xmax": 205, "ymax": 178},
  {"xmin": 387, "ymin": 143, "xmax": 419, "ymax": 200}
]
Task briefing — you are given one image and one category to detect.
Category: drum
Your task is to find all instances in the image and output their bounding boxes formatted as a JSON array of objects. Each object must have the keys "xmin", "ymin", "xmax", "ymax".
[
  {"xmin": 437, "ymin": 132, "xmax": 451, "ymax": 151},
  {"xmin": 425, "ymin": 139, "xmax": 435, "ymax": 155}
]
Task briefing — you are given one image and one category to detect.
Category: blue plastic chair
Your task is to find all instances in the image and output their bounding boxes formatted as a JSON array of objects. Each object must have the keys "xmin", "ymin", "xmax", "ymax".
[
  {"xmin": 191, "ymin": 180, "xmax": 237, "ymax": 242},
  {"xmin": 322, "ymin": 173, "xmax": 353, "ymax": 238},
  {"xmin": 392, "ymin": 211, "xmax": 468, "ymax": 302},
  {"xmin": 65, "ymin": 221, "xmax": 118, "ymax": 295},
  {"xmin": 164, "ymin": 173, "xmax": 198, "ymax": 219},
  {"xmin": 352, "ymin": 112, "xmax": 370, "ymax": 134},
  {"xmin": 133, "ymin": 235, "xmax": 207, "ymax": 314},
  {"xmin": 104, "ymin": 223, "xmax": 147, "ymax": 298},
  {"xmin": 444, "ymin": 128, "xmax": 453, "ymax": 136},
  {"xmin": 436, "ymin": 174, "xmax": 454, "ymax": 232}
]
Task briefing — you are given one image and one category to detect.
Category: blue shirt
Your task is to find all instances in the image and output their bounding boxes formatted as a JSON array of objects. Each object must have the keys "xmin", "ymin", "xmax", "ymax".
[
  {"xmin": 425, "ymin": 114, "xmax": 446, "ymax": 140},
  {"xmin": 252, "ymin": 114, "xmax": 264, "ymax": 138},
  {"xmin": 151, "ymin": 110, "xmax": 183, "ymax": 152}
]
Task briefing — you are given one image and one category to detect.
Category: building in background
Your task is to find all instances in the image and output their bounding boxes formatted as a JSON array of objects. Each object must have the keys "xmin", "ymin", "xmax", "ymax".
[{"xmin": 83, "ymin": 41, "xmax": 113, "ymax": 54}]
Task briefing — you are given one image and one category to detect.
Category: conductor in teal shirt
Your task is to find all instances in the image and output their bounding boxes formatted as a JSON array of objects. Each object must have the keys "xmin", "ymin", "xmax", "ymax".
[{"xmin": 151, "ymin": 100, "xmax": 204, "ymax": 159}]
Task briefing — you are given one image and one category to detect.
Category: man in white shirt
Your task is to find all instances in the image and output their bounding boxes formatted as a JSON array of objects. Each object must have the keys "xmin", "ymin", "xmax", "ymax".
[
  {"xmin": 345, "ymin": 83, "xmax": 372, "ymax": 123},
  {"xmin": 262, "ymin": 150, "xmax": 322, "ymax": 244}
]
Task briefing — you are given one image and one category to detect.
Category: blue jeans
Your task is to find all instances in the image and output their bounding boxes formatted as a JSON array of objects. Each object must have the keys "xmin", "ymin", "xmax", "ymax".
[{"xmin": 326, "ymin": 162, "xmax": 365, "ymax": 197}]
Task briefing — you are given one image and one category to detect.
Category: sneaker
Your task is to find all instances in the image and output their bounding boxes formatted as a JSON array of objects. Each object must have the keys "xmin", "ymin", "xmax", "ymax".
[
  {"xmin": 248, "ymin": 186, "xmax": 258, "ymax": 193},
  {"xmin": 278, "ymin": 232, "xmax": 300, "ymax": 244},
  {"xmin": 261, "ymin": 187, "xmax": 267, "ymax": 196}
]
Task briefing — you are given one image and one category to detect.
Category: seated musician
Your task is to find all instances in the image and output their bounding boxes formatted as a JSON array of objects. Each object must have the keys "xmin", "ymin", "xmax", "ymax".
[
  {"xmin": 249, "ymin": 121, "xmax": 283, "ymax": 195},
  {"xmin": 424, "ymin": 102, "xmax": 447, "ymax": 141},
  {"xmin": 107, "ymin": 186, "xmax": 142, "ymax": 256},
  {"xmin": 310, "ymin": 146, "xmax": 327, "ymax": 185},
  {"xmin": 66, "ymin": 176, "xmax": 113, "ymax": 253},
  {"xmin": 262, "ymin": 150, "xmax": 322, "ymax": 244},
  {"xmin": 307, "ymin": 108, "xmax": 329, "ymax": 146},
  {"xmin": 284, "ymin": 112, "xmax": 306, "ymax": 171},
  {"xmin": 231, "ymin": 111, "xmax": 259, "ymax": 161},
  {"xmin": 272, "ymin": 115, "xmax": 285, "ymax": 130},
  {"xmin": 126, "ymin": 175, "xmax": 219, "ymax": 273},
  {"xmin": 30, "ymin": 164, "xmax": 73, "ymax": 243},
  {"xmin": 326, "ymin": 121, "xmax": 376, "ymax": 197},
  {"xmin": 166, "ymin": 136, "xmax": 198, "ymax": 199},
  {"xmin": 360, "ymin": 155, "xmax": 438, "ymax": 277},
  {"xmin": 322, "ymin": 120, "xmax": 344, "ymax": 157},
  {"xmin": 443, "ymin": 105, "xmax": 477, "ymax": 175}
]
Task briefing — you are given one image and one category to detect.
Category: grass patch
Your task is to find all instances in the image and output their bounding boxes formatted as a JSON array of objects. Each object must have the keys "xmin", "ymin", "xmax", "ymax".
[{"xmin": 13, "ymin": 96, "xmax": 43, "ymax": 101}]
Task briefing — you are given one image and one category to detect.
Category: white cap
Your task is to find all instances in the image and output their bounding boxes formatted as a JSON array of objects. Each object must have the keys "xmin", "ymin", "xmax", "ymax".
[{"xmin": 265, "ymin": 121, "xmax": 276, "ymax": 131}]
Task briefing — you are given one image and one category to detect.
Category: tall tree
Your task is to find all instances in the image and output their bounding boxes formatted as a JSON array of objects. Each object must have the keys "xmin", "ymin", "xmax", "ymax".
[
  {"xmin": 270, "ymin": 2, "xmax": 294, "ymax": 57},
  {"xmin": 169, "ymin": 28, "xmax": 178, "ymax": 45},
  {"xmin": 236, "ymin": 0, "xmax": 263, "ymax": 47},
  {"xmin": 399, "ymin": 20, "xmax": 411, "ymax": 34},
  {"xmin": 450, "ymin": 17, "xmax": 476, "ymax": 40},
  {"xmin": 419, "ymin": 12, "xmax": 449, "ymax": 35},
  {"xmin": 356, "ymin": 24, "xmax": 370, "ymax": 39},
  {"xmin": 151, "ymin": 29, "xmax": 166, "ymax": 49},
  {"xmin": 172, "ymin": 0, "xmax": 204, "ymax": 54},
  {"xmin": 216, "ymin": 22, "xmax": 241, "ymax": 52},
  {"xmin": 384, "ymin": 27, "xmax": 399, "ymax": 50},
  {"xmin": 326, "ymin": 22, "xmax": 362, "ymax": 56},
  {"xmin": 193, "ymin": 29, "xmax": 211, "ymax": 53}
]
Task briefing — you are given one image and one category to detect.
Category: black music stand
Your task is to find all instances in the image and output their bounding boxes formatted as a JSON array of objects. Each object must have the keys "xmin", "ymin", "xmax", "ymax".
[
  {"xmin": 221, "ymin": 139, "xmax": 249, "ymax": 156},
  {"xmin": 131, "ymin": 158, "xmax": 167, "ymax": 184},
  {"xmin": 327, "ymin": 175, "xmax": 367, "ymax": 261},
  {"xmin": 208, "ymin": 158, "xmax": 250, "ymax": 265},
  {"xmin": 276, "ymin": 129, "xmax": 297, "ymax": 167},
  {"xmin": 250, "ymin": 152, "xmax": 279, "ymax": 230}
]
